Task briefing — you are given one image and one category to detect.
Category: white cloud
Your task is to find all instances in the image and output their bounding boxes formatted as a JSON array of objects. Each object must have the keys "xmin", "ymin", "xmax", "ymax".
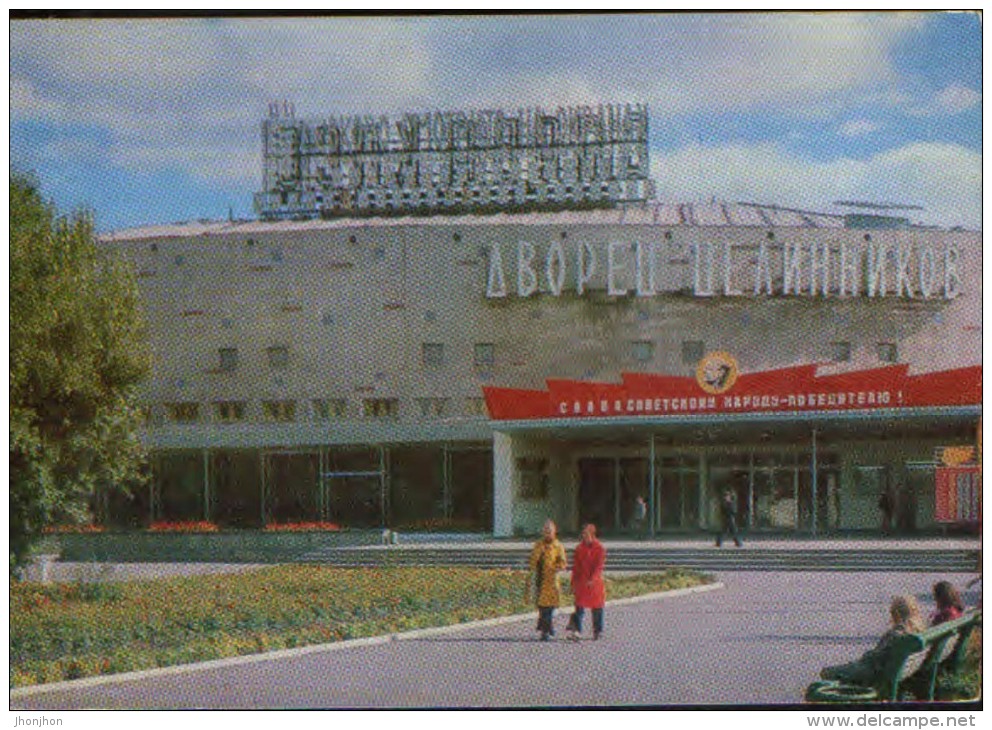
[
  {"xmin": 907, "ymin": 83, "xmax": 982, "ymax": 116},
  {"xmin": 10, "ymin": 14, "xmax": 979, "ymax": 229},
  {"xmin": 838, "ymin": 119, "xmax": 881, "ymax": 137},
  {"xmin": 935, "ymin": 84, "xmax": 981, "ymax": 114},
  {"xmin": 651, "ymin": 140, "xmax": 981, "ymax": 229}
]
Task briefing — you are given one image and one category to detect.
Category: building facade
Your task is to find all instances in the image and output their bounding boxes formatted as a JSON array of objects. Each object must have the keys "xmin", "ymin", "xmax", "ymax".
[{"xmin": 99, "ymin": 203, "xmax": 981, "ymax": 535}]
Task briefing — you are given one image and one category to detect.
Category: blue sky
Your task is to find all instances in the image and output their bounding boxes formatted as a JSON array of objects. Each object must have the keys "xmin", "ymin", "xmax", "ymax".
[{"xmin": 10, "ymin": 12, "xmax": 982, "ymax": 232}]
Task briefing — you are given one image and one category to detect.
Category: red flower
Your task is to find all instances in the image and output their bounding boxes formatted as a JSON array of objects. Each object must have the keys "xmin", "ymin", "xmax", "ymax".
[
  {"xmin": 148, "ymin": 521, "xmax": 219, "ymax": 533},
  {"xmin": 263, "ymin": 522, "xmax": 341, "ymax": 532}
]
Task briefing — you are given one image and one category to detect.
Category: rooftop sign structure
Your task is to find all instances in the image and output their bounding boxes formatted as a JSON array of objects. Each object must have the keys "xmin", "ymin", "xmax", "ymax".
[{"xmin": 254, "ymin": 101, "xmax": 653, "ymax": 220}]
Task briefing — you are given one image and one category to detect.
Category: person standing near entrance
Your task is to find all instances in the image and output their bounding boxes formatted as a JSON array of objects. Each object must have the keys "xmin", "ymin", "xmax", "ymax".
[
  {"xmin": 878, "ymin": 485, "xmax": 896, "ymax": 535},
  {"xmin": 567, "ymin": 523, "xmax": 607, "ymax": 640},
  {"xmin": 631, "ymin": 495, "xmax": 648, "ymax": 536},
  {"xmin": 528, "ymin": 519, "xmax": 568, "ymax": 641},
  {"xmin": 715, "ymin": 489, "xmax": 742, "ymax": 547}
]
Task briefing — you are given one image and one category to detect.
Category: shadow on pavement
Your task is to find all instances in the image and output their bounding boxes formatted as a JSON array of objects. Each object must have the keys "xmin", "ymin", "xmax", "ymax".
[{"xmin": 407, "ymin": 635, "xmax": 565, "ymax": 644}]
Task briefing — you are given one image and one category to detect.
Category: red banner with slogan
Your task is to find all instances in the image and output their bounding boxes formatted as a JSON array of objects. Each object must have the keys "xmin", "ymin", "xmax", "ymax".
[{"xmin": 483, "ymin": 364, "xmax": 981, "ymax": 421}]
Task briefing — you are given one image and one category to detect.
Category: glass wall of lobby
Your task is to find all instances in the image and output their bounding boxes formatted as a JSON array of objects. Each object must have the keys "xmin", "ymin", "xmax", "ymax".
[
  {"xmin": 572, "ymin": 448, "xmax": 840, "ymax": 534},
  {"xmin": 500, "ymin": 415, "xmax": 976, "ymax": 536},
  {"xmin": 95, "ymin": 444, "xmax": 493, "ymax": 530}
]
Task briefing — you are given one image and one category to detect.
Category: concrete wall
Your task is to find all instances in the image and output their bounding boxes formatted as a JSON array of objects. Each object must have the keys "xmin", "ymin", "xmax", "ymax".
[
  {"xmin": 106, "ymin": 218, "xmax": 980, "ymax": 447},
  {"xmin": 102, "ymin": 214, "xmax": 980, "ymax": 534}
]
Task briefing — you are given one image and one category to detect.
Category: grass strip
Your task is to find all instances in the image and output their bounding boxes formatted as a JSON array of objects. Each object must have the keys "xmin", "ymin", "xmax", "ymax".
[{"xmin": 10, "ymin": 565, "xmax": 712, "ymax": 688}]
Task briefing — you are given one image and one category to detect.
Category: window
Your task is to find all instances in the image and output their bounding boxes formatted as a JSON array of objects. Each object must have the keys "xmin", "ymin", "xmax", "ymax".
[
  {"xmin": 831, "ymin": 341, "xmax": 852, "ymax": 363},
  {"xmin": 416, "ymin": 397, "xmax": 449, "ymax": 418},
  {"xmin": 422, "ymin": 343, "xmax": 445, "ymax": 368},
  {"xmin": 877, "ymin": 342, "xmax": 898, "ymax": 363},
  {"xmin": 681, "ymin": 340, "xmax": 705, "ymax": 365},
  {"xmin": 517, "ymin": 457, "xmax": 549, "ymax": 501},
  {"xmin": 267, "ymin": 345, "xmax": 289, "ymax": 369},
  {"xmin": 214, "ymin": 401, "xmax": 246, "ymax": 423},
  {"xmin": 631, "ymin": 340, "xmax": 655, "ymax": 363},
  {"xmin": 313, "ymin": 398, "xmax": 348, "ymax": 420},
  {"xmin": 218, "ymin": 348, "xmax": 239, "ymax": 373},
  {"xmin": 165, "ymin": 402, "xmax": 200, "ymax": 423},
  {"xmin": 464, "ymin": 397, "xmax": 488, "ymax": 417},
  {"xmin": 262, "ymin": 400, "xmax": 296, "ymax": 422},
  {"xmin": 362, "ymin": 398, "xmax": 399, "ymax": 419},
  {"xmin": 474, "ymin": 342, "xmax": 495, "ymax": 369}
]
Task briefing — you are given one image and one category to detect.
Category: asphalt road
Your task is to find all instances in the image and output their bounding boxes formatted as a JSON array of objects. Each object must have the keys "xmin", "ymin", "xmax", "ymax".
[{"xmin": 10, "ymin": 571, "xmax": 978, "ymax": 709}]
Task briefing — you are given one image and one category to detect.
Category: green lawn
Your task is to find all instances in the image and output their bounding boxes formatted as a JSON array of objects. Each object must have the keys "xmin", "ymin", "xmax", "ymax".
[{"xmin": 10, "ymin": 566, "xmax": 712, "ymax": 688}]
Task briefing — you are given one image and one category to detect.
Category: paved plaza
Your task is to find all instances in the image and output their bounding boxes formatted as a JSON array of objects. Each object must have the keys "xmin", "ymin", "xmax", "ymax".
[{"xmin": 10, "ymin": 569, "xmax": 979, "ymax": 709}]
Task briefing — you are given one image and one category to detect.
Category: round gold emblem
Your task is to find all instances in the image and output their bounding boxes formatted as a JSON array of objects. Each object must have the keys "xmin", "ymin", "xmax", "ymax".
[{"xmin": 696, "ymin": 352, "xmax": 739, "ymax": 394}]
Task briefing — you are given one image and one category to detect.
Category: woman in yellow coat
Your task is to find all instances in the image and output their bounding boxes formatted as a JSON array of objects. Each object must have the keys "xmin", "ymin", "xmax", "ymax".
[{"xmin": 528, "ymin": 519, "xmax": 568, "ymax": 641}]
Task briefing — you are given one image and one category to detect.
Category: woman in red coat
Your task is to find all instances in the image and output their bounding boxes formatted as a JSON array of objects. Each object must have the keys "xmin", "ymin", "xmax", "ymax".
[{"xmin": 567, "ymin": 523, "xmax": 607, "ymax": 640}]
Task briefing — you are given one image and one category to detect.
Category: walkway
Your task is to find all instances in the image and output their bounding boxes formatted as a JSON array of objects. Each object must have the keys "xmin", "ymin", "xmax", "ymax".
[{"xmin": 10, "ymin": 570, "xmax": 979, "ymax": 708}]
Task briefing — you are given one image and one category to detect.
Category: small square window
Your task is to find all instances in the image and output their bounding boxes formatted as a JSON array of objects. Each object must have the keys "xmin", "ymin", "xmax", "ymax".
[
  {"xmin": 631, "ymin": 340, "xmax": 655, "ymax": 363},
  {"xmin": 267, "ymin": 345, "xmax": 289, "ymax": 369},
  {"xmin": 219, "ymin": 348, "xmax": 238, "ymax": 373},
  {"xmin": 262, "ymin": 400, "xmax": 296, "ymax": 422},
  {"xmin": 474, "ymin": 342, "xmax": 495, "ymax": 369},
  {"xmin": 313, "ymin": 398, "xmax": 348, "ymax": 420},
  {"xmin": 681, "ymin": 340, "xmax": 705, "ymax": 365},
  {"xmin": 363, "ymin": 398, "xmax": 399, "ymax": 419},
  {"xmin": 877, "ymin": 343, "xmax": 898, "ymax": 363},
  {"xmin": 214, "ymin": 401, "xmax": 246, "ymax": 423},
  {"xmin": 831, "ymin": 341, "xmax": 852, "ymax": 363},
  {"xmin": 165, "ymin": 402, "xmax": 200, "ymax": 423},
  {"xmin": 417, "ymin": 397, "xmax": 450, "ymax": 418},
  {"xmin": 422, "ymin": 343, "xmax": 445, "ymax": 368}
]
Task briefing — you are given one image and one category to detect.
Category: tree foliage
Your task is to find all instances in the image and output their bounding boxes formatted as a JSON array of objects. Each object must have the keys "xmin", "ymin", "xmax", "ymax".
[{"xmin": 10, "ymin": 173, "xmax": 150, "ymax": 574}]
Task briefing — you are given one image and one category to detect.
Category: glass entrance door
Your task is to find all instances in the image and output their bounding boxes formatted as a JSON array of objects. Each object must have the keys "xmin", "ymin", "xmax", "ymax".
[
  {"xmin": 578, "ymin": 458, "xmax": 616, "ymax": 530},
  {"xmin": 752, "ymin": 458, "xmax": 797, "ymax": 529},
  {"xmin": 655, "ymin": 455, "xmax": 700, "ymax": 530}
]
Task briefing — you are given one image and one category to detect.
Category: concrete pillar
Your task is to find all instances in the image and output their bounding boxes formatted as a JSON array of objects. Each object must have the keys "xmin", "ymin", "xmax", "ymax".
[{"xmin": 493, "ymin": 431, "xmax": 515, "ymax": 537}]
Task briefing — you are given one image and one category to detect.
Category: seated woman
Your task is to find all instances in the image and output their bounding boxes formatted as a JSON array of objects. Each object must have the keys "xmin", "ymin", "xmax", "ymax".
[
  {"xmin": 820, "ymin": 595, "xmax": 925, "ymax": 687},
  {"xmin": 930, "ymin": 581, "xmax": 964, "ymax": 625}
]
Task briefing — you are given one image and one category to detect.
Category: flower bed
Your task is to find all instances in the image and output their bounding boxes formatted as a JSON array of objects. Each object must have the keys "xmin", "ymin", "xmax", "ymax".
[
  {"xmin": 147, "ymin": 521, "xmax": 219, "ymax": 533},
  {"xmin": 263, "ymin": 522, "xmax": 341, "ymax": 532},
  {"xmin": 9, "ymin": 566, "xmax": 712, "ymax": 688},
  {"xmin": 42, "ymin": 524, "xmax": 105, "ymax": 534}
]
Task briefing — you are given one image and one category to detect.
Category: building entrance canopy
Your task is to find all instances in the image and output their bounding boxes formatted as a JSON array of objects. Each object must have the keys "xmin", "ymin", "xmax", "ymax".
[
  {"xmin": 484, "ymin": 363, "xmax": 981, "ymax": 424},
  {"xmin": 484, "ymin": 364, "xmax": 980, "ymax": 537}
]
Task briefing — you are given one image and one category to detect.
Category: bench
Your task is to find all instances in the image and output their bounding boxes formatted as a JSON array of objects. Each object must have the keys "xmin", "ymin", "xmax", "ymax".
[{"xmin": 806, "ymin": 610, "xmax": 981, "ymax": 703}]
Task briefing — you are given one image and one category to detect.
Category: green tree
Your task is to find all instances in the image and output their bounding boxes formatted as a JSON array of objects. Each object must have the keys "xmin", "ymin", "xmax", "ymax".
[{"xmin": 10, "ymin": 172, "xmax": 150, "ymax": 574}]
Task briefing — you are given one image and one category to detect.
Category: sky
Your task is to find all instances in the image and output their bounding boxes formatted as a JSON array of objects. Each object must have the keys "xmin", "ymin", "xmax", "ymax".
[{"xmin": 9, "ymin": 12, "xmax": 983, "ymax": 232}]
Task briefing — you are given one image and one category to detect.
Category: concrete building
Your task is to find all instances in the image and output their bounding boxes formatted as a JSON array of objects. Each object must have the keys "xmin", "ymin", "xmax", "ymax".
[{"xmin": 98, "ymin": 202, "xmax": 981, "ymax": 536}]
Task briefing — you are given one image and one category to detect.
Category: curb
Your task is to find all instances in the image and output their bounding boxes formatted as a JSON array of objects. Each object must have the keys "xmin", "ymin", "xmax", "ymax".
[{"xmin": 9, "ymin": 581, "xmax": 723, "ymax": 699}]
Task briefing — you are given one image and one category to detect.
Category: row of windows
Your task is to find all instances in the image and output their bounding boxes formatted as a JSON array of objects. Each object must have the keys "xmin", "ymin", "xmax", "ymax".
[
  {"xmin": 158, "ymin": 397, "xmax": 489, "ymax": 424},
  {"xmin": 215, "ymin": 340, "xmax": 896, "ymax": 374},
  {"xmin": 629, "ymin": 339, "xmax": 706, "ymax": 364},
  {"xmin": 627, "ymin": 340, "xmax": 898, "ymax": 365},
  {"xmin": 218, "ymin": 346, "xmax": 287, "ymax": 372},
  {"xmin": 831, "ymin": 341, "xmax": 898, "ymax": 364},
  {"xmin": 214, "ymin": 343, "xmax": 496, "ymax": 373}
]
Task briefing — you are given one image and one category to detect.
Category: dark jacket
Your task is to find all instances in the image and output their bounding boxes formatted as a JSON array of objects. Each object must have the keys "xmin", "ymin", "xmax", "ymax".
[
  {"xmin": 820, "ymin": 626, "xmax": 910, "ymax": 686},
  {"xmin": 720, "ymin": 495, "xmax": 737, "ymax": 522}
]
